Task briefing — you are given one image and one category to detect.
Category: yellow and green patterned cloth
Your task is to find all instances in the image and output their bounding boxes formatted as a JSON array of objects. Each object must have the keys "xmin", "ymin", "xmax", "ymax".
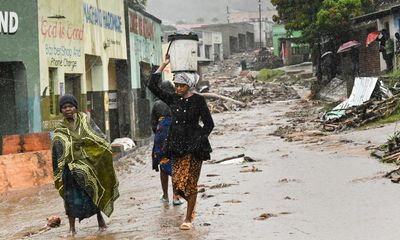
[{"xmin": 51, "ymin": 112, "xmax": 119, "ymax": 219}]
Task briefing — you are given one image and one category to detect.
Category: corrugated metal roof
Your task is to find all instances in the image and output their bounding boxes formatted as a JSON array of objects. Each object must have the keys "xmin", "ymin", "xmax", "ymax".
[
  {"xmin": 324, "ymin": 77, "xmax": 380, "ymax": 121},
  {"xmin": 333, "ymin": 77, "xmax": 379, "ymax": 110}
]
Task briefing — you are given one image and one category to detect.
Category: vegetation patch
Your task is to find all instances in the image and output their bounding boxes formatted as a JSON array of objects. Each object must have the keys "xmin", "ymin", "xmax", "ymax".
[
  {"xmin": 388, "ymin": 69, "xmax": 400, "ymax": 87},
  {"xmin": 256, "ymin": 69, "xmax": 285, "ymax": 82},
  {"xmin": 360, "ymin": 103, "xmax": 400, "ymax": 130}
]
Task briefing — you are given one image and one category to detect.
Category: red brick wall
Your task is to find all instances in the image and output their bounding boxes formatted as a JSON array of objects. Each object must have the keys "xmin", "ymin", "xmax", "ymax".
[
  {"xmin": 2, "ymin": 132, "xmax": 50, "ymax": 155},
  {"xmin": 355, "ymin": 24, "xmax": 381, "ymax": 75}
]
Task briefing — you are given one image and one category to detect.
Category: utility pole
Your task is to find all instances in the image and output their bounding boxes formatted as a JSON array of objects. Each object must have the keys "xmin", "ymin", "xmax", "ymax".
[
  {"xmin": 258, "ymin": 0, "xmax": 263, "ymax": 48},
  {"xmin": 227, "ymin": 6, "xmax": 230, "ymax": 23}
]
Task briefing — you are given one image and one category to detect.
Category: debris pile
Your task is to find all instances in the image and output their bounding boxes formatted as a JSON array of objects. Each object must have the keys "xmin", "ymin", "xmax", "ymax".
[
  {"xmin": 323, "ymin": 96, "xmax": 400, "ymax": 132},
  {"xmin": 270, "ymin": 100, "xmax": 324, "ymax": 140},
  {"xmin": 252, "ymin": 48, "xmax": 283, "ymax": 70},
  {"xmin": 372, "ymin": 131, "xmax": 400, "ymax": 164},
  {"xmin": 200, "ymin": 53, "xmax": 301, "ymax": 114}
]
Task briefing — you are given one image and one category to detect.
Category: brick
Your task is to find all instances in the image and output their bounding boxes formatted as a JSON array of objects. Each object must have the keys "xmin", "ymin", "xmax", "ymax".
[{"xmin": 2, "ymin": 132, "xmax": 51, "ymax": 155}]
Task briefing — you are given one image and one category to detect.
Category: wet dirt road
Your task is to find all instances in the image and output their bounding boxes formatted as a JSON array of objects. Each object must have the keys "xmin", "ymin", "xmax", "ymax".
[{"xmin": 1, "ymin": 99, "xmax": 400, "ymax": 240}]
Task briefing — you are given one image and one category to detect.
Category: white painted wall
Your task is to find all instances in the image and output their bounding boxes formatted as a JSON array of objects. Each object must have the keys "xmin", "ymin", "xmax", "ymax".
[
  {"xmin": 196, "ymin": 30, "xmax": 223, "ymax": 62},
  {"xmin": 378, "ymin": 15, "xmax": 395, "ymax": 71}
]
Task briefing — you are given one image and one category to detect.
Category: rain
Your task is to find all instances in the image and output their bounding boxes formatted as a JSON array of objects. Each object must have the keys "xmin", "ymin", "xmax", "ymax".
[{"xmin": 1, "ymin": 0, "xmax": 400, "ymax": 239}]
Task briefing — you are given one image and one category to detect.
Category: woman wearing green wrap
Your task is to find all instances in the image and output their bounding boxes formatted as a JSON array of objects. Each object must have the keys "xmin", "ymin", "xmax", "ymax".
[{"xmin": 51, "ymin": 94, "xmax": 119, "ymax": 235}]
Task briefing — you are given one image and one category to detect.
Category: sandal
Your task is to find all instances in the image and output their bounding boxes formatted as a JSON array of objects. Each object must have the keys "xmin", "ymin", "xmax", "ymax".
[
  {"xmin": 173, "ymin": 199, "xmax": 183, "ymax": 206},
  {"xmin": 160, "ymin": 195, "xmax": 169, "ymax": 203},
  {"xmin": 179, "ymin": 222, "xmax": 192, "ymax": 230}
]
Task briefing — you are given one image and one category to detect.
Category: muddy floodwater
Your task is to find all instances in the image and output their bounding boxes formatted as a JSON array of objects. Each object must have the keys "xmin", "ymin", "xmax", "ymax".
[{"xmin": 1, "ymin": 99, "xmax": 400, "ymax": 240}]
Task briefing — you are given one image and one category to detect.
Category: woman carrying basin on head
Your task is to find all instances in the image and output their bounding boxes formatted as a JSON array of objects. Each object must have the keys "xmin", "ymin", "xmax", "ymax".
[{"xmin": 148, "ymin": 55, "xmax": 214, "ymax": 230}]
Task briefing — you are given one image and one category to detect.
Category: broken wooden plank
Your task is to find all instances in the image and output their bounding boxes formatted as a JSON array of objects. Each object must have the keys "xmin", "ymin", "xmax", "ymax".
[
  {"xmin": 200, "ymin": 93, "xmax": 247, "ymax": 107},
  {"xmin": 214, "ymin": 154, "xmax": 245, "ymax": 164}
]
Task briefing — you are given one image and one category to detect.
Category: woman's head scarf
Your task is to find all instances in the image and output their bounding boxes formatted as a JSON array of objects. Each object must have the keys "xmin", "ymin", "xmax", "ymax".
[{"xmin": 173, "ymin": 72, "xmax": 200, "ymax": 89}]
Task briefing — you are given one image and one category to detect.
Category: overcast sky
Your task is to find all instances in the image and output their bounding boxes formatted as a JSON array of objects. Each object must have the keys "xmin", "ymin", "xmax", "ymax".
[{"xmin": 146, "ymin": 0, "xmax": 274, "ymax": 25}]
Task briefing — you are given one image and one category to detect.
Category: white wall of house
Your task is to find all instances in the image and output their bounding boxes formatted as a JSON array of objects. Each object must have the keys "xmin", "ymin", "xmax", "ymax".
[
  {"xmin": 378, "ymin": 15, "xmax": 396, "ymax": 71},
  {"xmin": 196, "ymin": 31, "xmax": 223, "ymax": 62},
  {"xmin": 212, "ymin": 32, "xmax": 223, "ymax": 61}
]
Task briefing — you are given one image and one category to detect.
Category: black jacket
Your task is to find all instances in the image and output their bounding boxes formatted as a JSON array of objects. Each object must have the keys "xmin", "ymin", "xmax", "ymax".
[{"xmin": 148, "ymin": 73, "xmax": 214, "ymax": 160}]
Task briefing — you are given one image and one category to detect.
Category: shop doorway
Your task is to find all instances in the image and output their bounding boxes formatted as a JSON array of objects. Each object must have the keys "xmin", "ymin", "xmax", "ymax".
[
  {"xmin": 64, "ymin": 74, "xmax": 81, "ymax": 100},
  {"xmin": 0, "ymin": 62, "xmax": 27, "ymax": 153}
]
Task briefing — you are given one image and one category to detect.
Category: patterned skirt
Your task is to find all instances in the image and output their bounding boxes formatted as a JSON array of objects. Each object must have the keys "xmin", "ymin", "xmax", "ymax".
[
  {"xmin": 63, "ymin": 166, "xmax": 99, "ymax": 221},
  {"xmin": 172, "ymin": 154, "xmax": 202, "ymax": 198}
]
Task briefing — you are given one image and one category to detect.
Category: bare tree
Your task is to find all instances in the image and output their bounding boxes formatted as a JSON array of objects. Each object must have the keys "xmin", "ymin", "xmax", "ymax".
[
  {"xmin": 196, "ymin": 17, "xmax": 205, "ymax": 23},
  {"xmin": 176, "ymin": 20, "xmax": 187, "ymax": 24},
  {"xmin": 212, "ymin": 17, "xmax": 219, "ymax": 23}
]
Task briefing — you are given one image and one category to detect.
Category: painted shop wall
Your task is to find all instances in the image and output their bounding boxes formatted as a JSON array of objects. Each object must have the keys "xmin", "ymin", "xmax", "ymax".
[
  {"xmin": 83, "ymin": 0, "xmax": 127, "ymax": 61},
  {"xmin": 38, "ymin": 0, "xmax": 85, "ymax": 131},
  {"xmin": 162, "ymin": 43, "xmax": 174, "ymax": 81},
  {"xmin": 0, "ymin": 0, "xmax": 40, "ymax": 153},
  {"xmin": 83, "ymin": 0, "xmax": 127, "ymax": 137},
  {"xmin": 128, "ymin": 8, "xmax": 162, "ymax": 140},
  {"xmin": 272, "ymin": 24, "xmax": 286, "ymax": 57},
  {"xmin": 128, "ymin": 8, "xmax": 162, "ymax": 89}
]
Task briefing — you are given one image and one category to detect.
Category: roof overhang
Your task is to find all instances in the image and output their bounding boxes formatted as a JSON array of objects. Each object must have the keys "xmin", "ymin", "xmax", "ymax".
[{"xmin": 352, "ymin": 5, "xmax": 400, "ymax": 24}]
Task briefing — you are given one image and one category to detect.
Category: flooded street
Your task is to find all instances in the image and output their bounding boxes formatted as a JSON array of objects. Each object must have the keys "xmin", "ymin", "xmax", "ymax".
[
  {"xmin": 1, "ymin": 97, "xmax": 400, "ymax": 240},
  {"xmin": 2, "ymin": 0, "xmax": 400, "ymax": 239}
]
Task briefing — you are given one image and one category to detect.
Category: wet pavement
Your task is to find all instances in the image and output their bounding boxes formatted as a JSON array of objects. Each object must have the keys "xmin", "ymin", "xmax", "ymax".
[{"xmin": 1, "ymin": 98, "xmax": 400, "ymax": 239}]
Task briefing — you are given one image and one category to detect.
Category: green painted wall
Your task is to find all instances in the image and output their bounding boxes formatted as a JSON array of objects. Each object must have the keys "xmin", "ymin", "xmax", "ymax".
[
  {"xmin": 0, "ymin": 1, "xmax": 40, "ymax": 136},
  {"xmin": 129, "ymin": 15, "xmax": 162, "ymax": 89},
  {"xmin": 272, "ymin": 24, "xmax": 302, "ymax": 57},
  {"xmin": 127, "ymin": 8, "xmax": 163, "ymax": 140}
]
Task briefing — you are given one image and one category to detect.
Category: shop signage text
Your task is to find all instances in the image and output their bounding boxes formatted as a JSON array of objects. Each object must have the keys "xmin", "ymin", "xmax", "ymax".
[
  {"xmin": 40, "ymin": 17, "xmax": 83, "ymax": 41},
  {"xmin": 129, "ymin": 10, "xmax": 154, "ymax": 40},
  {"xmin": 83, "ymin": 3, "xmax": 122, "ymax": 33},
  {"xmin": 0, "ymin": 11, "xmax": 18, "ymax": 34}
]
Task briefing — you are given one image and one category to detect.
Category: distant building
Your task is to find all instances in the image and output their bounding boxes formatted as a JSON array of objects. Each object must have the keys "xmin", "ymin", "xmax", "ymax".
[
  {"xmin": 194, "ymin": 31, "xmax": 224, "ymax": 62},
  {"xmin": 192, "ymin": 23, "xmax": 255, "ymax": 58},
  {"xmin": 272, "ymin": 25, "xmax": 309, "ymax": 65},
  {"xmin": 229, "ymin": 9, "xmax": 277, "ymax": 47}
]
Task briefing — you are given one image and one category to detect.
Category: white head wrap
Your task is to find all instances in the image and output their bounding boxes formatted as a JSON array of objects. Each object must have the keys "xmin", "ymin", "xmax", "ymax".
[{"xmin": 173, "ymin": 72, "xmax": 200, "ymax": 89}]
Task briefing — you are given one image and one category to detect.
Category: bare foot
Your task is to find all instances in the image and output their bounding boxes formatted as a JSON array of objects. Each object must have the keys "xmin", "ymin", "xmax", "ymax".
[
  {"xmin": 68, "ymin": 229, "xmax": 76, "ymax": 237},
  {"xmin": 98, "ymin": 226, "xmax": 107, "ymax": 232},
  {"xmin": 97, "ymin": 212, "xmax": 107, "ymax": 231}
]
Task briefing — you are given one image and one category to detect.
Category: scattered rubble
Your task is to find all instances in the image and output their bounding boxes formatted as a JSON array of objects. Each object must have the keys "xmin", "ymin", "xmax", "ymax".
[
  {"xmin": 323, "ymin": 95, "xmax": 400, "ymax": 132},
  {"xmin": 223, "ymin": 199, "xmax": 242, "ymax": 203},
  {"xmin": 372, "ymin": 131, "xmax": 400, "ymax": 164},
  {"xmin": 21, "ymin": 216, "xmax": 60, "ymax": 238},
  {"xmin": 209, "ymin": 183, "xmax": 236, "ymax": 189},
  {"xmin": 199, "ymin": 53, "xmax": 303, "ymax": 114},
  {"xmin": 46, "ymin": 216, "xmax": 61, "ymax": 228},
  {"xmin": 240, "ymin": 166, "xmax": 262, "ymax": 173},
  {"xmin": 254, "ymin": 213, "xmax": 277, "ymax": 221},
  {"xmin": 206, "ymin": 174, "xmax": 220, "ymax": 177}
]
